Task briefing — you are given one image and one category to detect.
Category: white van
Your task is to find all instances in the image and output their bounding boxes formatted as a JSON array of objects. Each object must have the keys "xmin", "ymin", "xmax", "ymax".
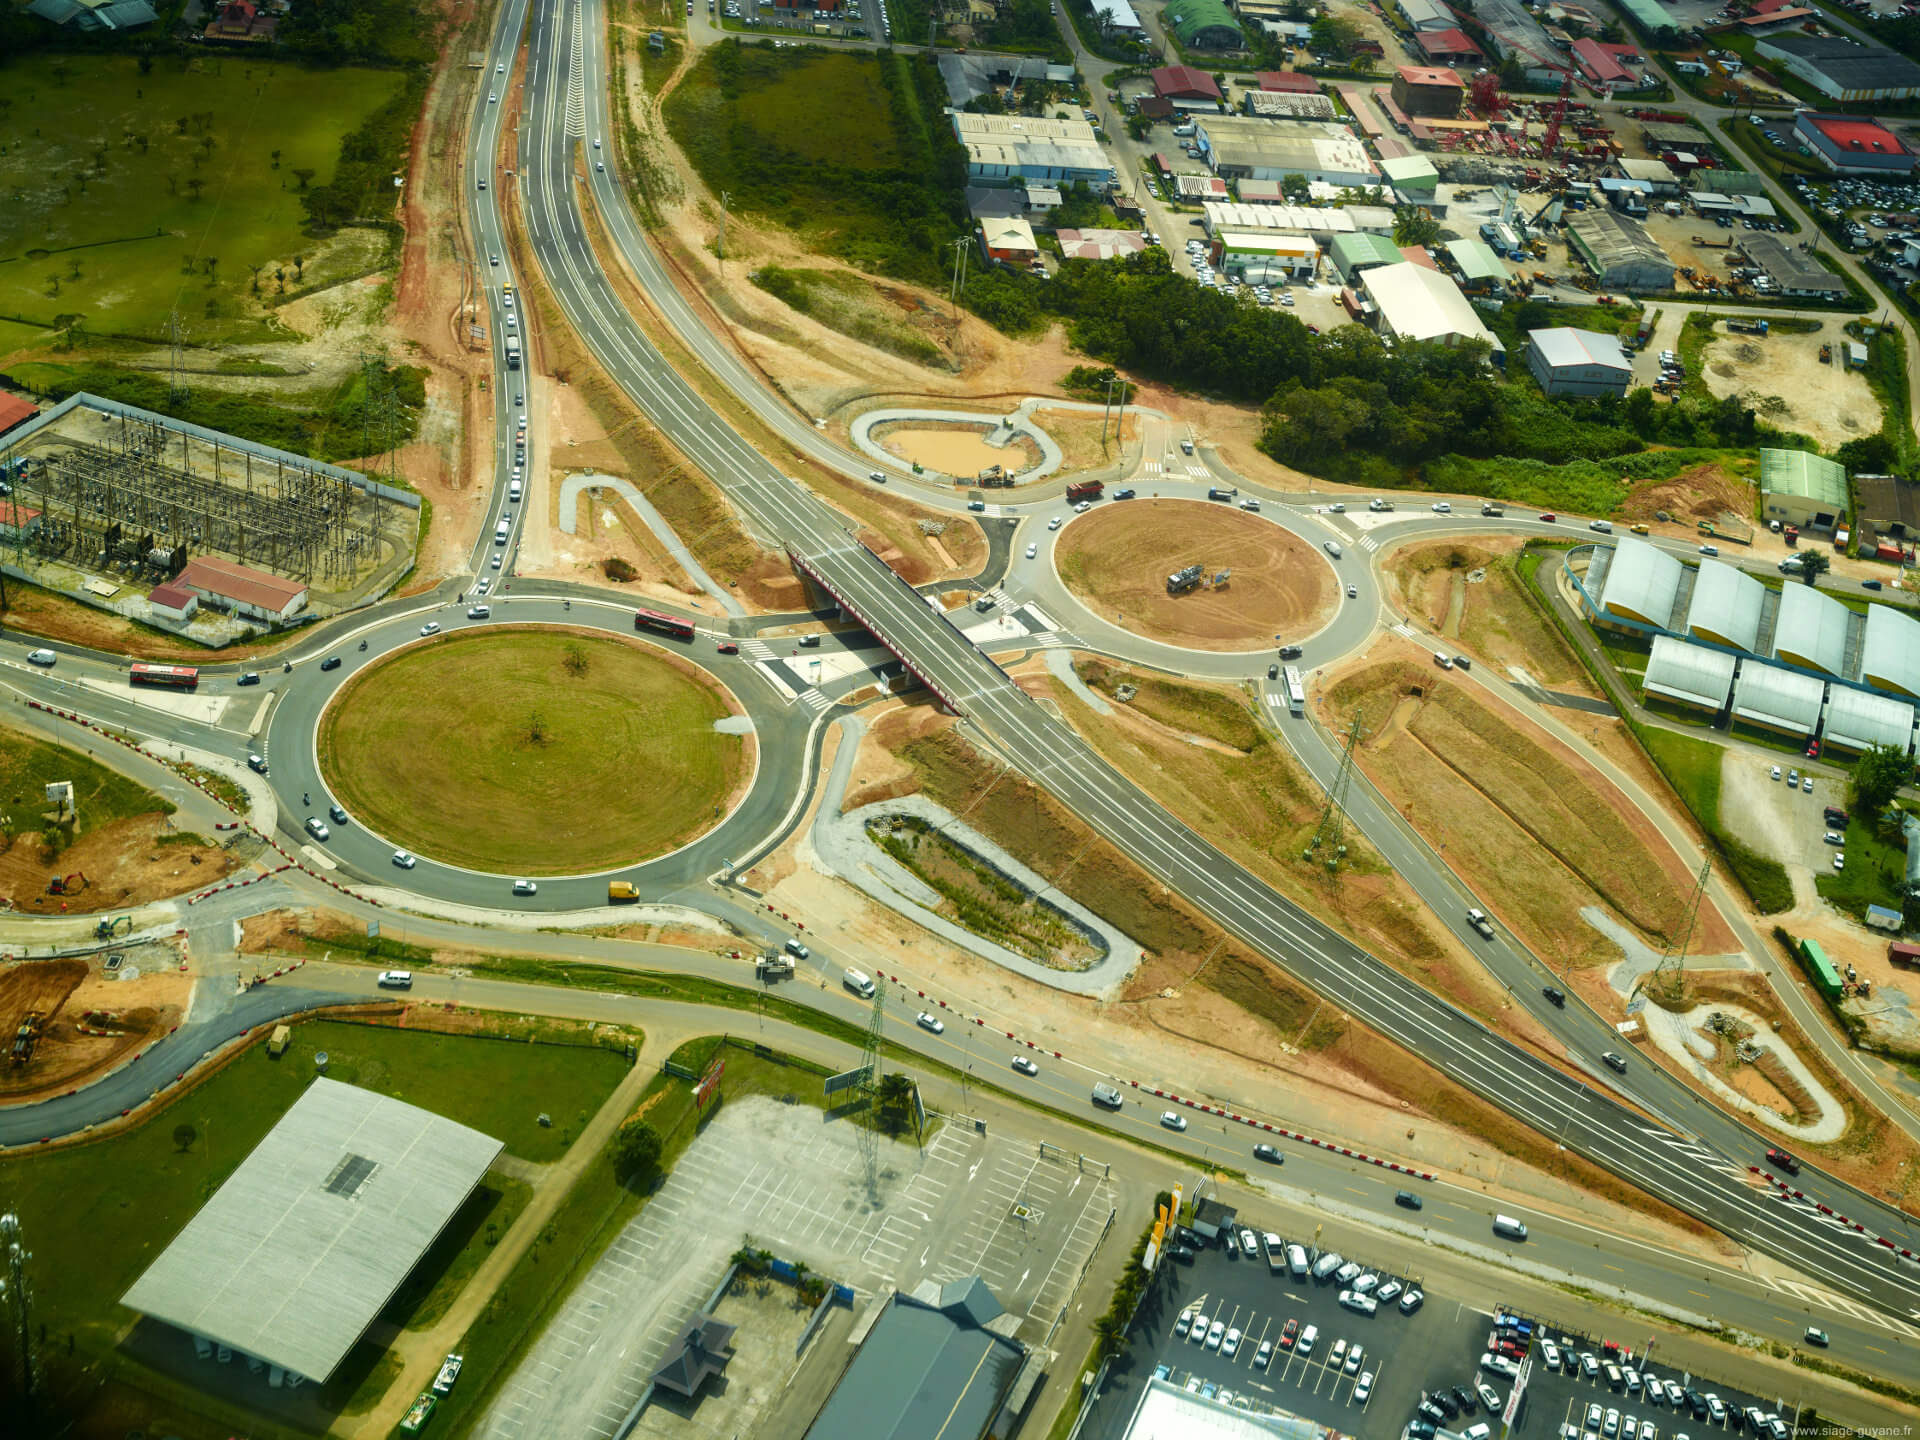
[
  {"xmin": 1287, "ymin": 1243, "xmax": 1309, "ymax": 1279},
  {"xmin": 843, "ymin": 967, "xmax": 876, "ymax": 998},
  {"xmin": 495, "ymin": 517, "xmax": 511, "ymax": 545},
  {"xmin": 509, "ymin": 479, "xmax": 523, "ymax": 502},
  {"xmin": 1493, "ymin": 1214, "xmax": 1529, "ymax": 1240},
  {"xmin": 1588, "ymin": 519, "xmax": 1614, "ymax": 534}
]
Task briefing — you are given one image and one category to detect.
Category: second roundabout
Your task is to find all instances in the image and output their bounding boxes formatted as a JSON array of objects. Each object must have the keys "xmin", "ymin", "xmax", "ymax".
[{"xmin": 316, "ymin": 626, "xmax": 752, "ymax": 875}]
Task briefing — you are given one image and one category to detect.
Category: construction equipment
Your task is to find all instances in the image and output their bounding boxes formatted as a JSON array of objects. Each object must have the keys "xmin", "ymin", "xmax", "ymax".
[
  {"xmin": 1698, "ymin": 518, "xmax": 1755, "ymax": 546},
  {"xmin": 1820, "ymin": 343, "xmax": 1833, "ymax": 364},
  {"xmin": 94, "ymin": 914, "xmax": 132, "ymax": 940},
  {"xmin": 1542, "ymin": 74, "xmax": 1572, "ymax": 160},
  {"xmin": 47, "ymin": 872, "xmax": 87, "ymax": 896},
  {"xmin": 1726, "ymin": 317, "xmax": 1769, "ymax": 335},
  {"xmin": 10, "ymin": 1012, "xmax": 44, "ymax": 1065}
]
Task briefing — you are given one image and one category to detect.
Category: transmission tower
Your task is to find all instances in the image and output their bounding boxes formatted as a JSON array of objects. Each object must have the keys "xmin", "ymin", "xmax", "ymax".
[
  {"xmin": 166, "ymin": 309, "xmax": 188, "ymax": 407},
  {"xmin": 1304, "ymin": 713, "xmax": 1366, "ymax": 875},
  {"xmin": 0, "ymin": 1212, "xmax": 38, "ymax": 1425},
  {"xmin": 1651, "ymin": 857, "xmax": 1713, "ymax": 1003},
  {"xmin": 856, "ymin": 987, "xmax": 886, "ymax": 1197}
]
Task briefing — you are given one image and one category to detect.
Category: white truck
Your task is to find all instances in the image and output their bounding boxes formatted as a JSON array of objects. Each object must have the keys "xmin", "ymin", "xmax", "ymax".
[{"xmin": 755, "ymin": 954, "xmax": 794, "ymax": 979}]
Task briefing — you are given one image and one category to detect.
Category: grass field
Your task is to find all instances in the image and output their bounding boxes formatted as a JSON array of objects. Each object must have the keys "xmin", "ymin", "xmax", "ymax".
[
  {"xmin": 317, "ymin": 630, "xmax": 745, "ymax": 873},
  {"xmin": 0, "ymin": 53, "xmax": 406, "ymax": 349},
  {"xmin": 0, "ymin": 1018, "xmax": 627, "ymax": 1427},
  {"xmin": 1815, "ymin": 813, "xmax": 1909, "ymax": 919},
  {"xmin": 0, "ymin": 720, "xmax": 174, "ymax": 841}
]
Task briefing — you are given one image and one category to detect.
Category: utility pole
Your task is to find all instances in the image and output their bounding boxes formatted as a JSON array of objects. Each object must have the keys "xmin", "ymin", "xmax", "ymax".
[
  {"xmin": 1650, "ymin": 857, "xmax": 1712, "ymax": 1005},
  {"xmin": 856, "ymin": 986, "xmax": 885, "ymax": 1198},
  {"xmin": 1305, "ymin": 712, "xmax": 1366, "ymax": 876},
  {"xmin": 949, "ymin": 236, "xmax": 971, "ymax": 330}
]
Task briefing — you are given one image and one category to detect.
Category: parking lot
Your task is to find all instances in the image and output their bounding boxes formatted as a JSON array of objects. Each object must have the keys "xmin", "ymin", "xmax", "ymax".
[
  {"xmin": 1078, "ymin": 1217, "xmax": 1804, "ymax": 1440},
  {"xmin": 713, "ymin": 0, "xmax": 876, "ymax": 39},
  {"xmin": 478, "ymin": 1099, "xmax": 1111, "ymax": 1440}
]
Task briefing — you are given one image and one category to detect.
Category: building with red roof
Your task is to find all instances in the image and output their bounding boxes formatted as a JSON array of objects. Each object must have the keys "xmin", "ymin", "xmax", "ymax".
[
  {"xmin": 1794, "ymin": 111, "xmax": 1917, "ymax": 174},
  {"xmin": 1572, "ymin": 37, "xmax": 1634, "ymax": 91},
  {"xmin": 0, "ymin": 392, "xmax": 36, "ymax": 439},
  {"xmin": 1255, "ymin": 70, "xmax": 1320, "ymax": 93},
  {"xmin": 1151, "ymin": 64, "xmax": 1222, "ymax": 102},
  {"xmin": 1413, "ymin": 26, "xmax": 1482, "ymax": 64},
  {"xmin": 0, "ymin": 501, "xmax": 41, "ymax": 540},
  {"xmin": 204, "ymin": 0, "xmax": 277, "ymax": 41},
  {"xmin": 1389, "ymin": 64, "xmax": 1464, "ymax": 117},
  {"xmin": 175, "ymin": 556, "xmax": 310, "ymax": 622}
]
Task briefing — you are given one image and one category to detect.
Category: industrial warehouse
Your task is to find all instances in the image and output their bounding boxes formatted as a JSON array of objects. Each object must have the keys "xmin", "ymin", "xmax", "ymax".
[{"xmin": 1575, "ymin": 534, "xmax": 1920, "ymax": 750}]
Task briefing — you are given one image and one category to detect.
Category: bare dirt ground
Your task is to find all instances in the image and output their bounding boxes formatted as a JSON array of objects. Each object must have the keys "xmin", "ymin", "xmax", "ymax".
[
  {"xmin": 1699, "ymin": 328, "xmax": 1876, "ymax": 451},
  {"xmin": 0, "ymin": 816, "xmax": 243, "ymax": 914},
  {"xmin": 1055, "ymin": 499, "xmax": 1338, "ymax": 650},
  {"xmin": 0, "ymin": 949, "xmax": 189, "ymax": 1102},
  {"xmin": 1319, "ymin": 641, "xmax": 1741, "ymax": 967},
  {"xmin": 878, "ymin": 426, "xmax": 1041, "ymax": 478},
  {"xmin": 791, "ymin": 696, "xmax": 1735, "ymax": 1250},
  {"xmin": 1382, "ymin": 536, "xmax": 1597, "ymax": 694}
]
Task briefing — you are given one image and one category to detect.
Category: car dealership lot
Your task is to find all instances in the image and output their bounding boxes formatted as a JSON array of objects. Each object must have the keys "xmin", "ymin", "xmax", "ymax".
[{"xmin": 1078, "ymin": 1228, "xmax": 1807, "ymax": 1440}]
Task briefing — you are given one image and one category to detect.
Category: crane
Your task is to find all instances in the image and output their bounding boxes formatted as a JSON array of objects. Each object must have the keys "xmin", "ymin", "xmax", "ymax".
[{"xmin": 1542, "ymin": 72, "xmax": 1572, "ymax": 160}]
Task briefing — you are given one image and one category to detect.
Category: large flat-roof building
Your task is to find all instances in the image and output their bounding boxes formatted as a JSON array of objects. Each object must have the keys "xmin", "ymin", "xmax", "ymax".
[
  {"xmin": 122, "ymin": 1079, "xmax": 502, "ymax": 1381},
  {"xmin": 1526, "ymin": 327, "xmax": 1632, "ymax": 397},
  {"xmin": 1361, "ymin": 262, "xmax": 1503, "ymax": 357},
  {"xmin": 1215, "ymin": 232, "xmax": 1319, "ymax": 281},
  {"xmin": 952, "ymin": 113, "xmax": 1114, "ymax": 187},
  {"xmin": 1397, "ymin": 0, "xmax": 1457, "ymax": 28},
  {"xmin": 1756, "ymin": 33, "xmax": 1920, "ymax": 101},
  {"xmin": 1793, "ymin": 112, "xmax": 1918, "ymax": 175},
  {"xmin": 802, "ymin": 1278, "xmax": 1030, "ymax": 1440},
  {"xmin": 1565, "ymin": 209, "xmax": 1674, "ymax": 291},
  {"xmin": 1760, "ymin": 447, "xmax": 1849, "ymax": 531},
  {"xmin": 1204, "ymin": 201, "xmax": 1359, "ymax": 242},
  {"xmin": 1194, "ymin": 116, "xmax": 1379, "ymax": 187},
  {"xmin": 1089, "ymin": 0, "xmax": 1142, "ymax": 32},
  {"xmin": 1244, "ymin": 89, "xmax": 1338, "ymax": 119}
]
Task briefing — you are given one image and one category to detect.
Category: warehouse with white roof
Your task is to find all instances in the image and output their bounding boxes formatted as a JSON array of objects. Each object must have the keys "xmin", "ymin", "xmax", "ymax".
[
  {"xmin": 1644, "ymin": 636, "xmax": 1736, "ymax": 713},
  {"xmin": 1595, "ymin": 536, "xmax": 1683, "ymax": 628},
  {"xmin": 1773, "ymin": 581, "xmax": 1852, "ymax": 675},
  {"xmin": 1684, "ymin": 560, "xmax": 1766, "ymax": 652},
  {"xmin": 1863, "ymin": 604, "xmax": 1920, "ymax": 696},
  {"xmin": 1361, "ymin": 262, "xmax": 1505, "ymax": 357},
  {"xmin": 1732, "ymin": 662, "xmax": 1827, "ymax": 737},
  {"xmin": 1823, "ymin": 685, "xmax": 1916, "ymax": 755},
  {"xmin": 1526, "ymin": 327, "xmax": 1633, "ymax": 397},
  {"xmin": 122, "ymin": 1079, "xmax": 503, "ymax": 1381}
]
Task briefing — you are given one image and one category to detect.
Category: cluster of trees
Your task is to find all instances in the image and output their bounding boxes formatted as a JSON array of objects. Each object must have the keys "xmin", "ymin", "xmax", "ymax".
[
  {"xmin": 299, "ymin": 70, "xmax": 426, "ymax": 230},
  {"xmin": 957, "ymin": 249, "xmax": 1773, "ymax": 484},
  {"xmin": 278, "ymin": 0, "xmax": 434, "ymax": 64},
  {"xmin": 976, "ymin": 0, "xmax": 1070, "ymax": 53}
]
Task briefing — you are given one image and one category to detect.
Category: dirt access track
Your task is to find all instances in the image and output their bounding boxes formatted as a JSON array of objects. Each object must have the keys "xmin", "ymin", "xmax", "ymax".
[
  {"xmin": 0, "ymin": 951, "xmax": 189, "ymax": 1102},
  {"xmin": 1055, "ymin": 499, "xmax": 1339, "ymax": 651}
]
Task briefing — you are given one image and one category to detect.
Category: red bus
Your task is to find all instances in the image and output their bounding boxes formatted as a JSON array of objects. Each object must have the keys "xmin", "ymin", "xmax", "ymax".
[
  {"xmin": 633, "ymin": 609, "xmax": 695, "ymax": 641},
  {"xmin": 129, "ymin": 662, "xmax": 201, "ymax": 689}
]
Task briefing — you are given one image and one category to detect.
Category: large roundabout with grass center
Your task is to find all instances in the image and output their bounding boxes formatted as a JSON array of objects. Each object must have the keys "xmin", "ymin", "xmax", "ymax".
[
  {"xmin": 317, "ymin": 628, "xmax": 750, "ymax": 875},
  {"xmin": 1053, "ymin": 498, "xmax": 1341, "ymax": 652}
]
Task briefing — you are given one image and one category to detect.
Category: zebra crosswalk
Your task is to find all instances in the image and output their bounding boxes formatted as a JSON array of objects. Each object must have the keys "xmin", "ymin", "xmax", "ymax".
[
  {"xmin": 1354, "ymin": 534, "xmax": 1380, "ymax": 553},
  {"xmin": 1766, "ymin": 1276, "xmax": 1920, "ymax": 1338},
  {"xmin": 1029, "ymin": 631, "xmax": 1066, "ymax": 649},
  {"xmin": 974, "ymin": 588, "xmax": 1006, "ymax": 612},
  {"xmin": 1141, "ymin": 460, "xmax": 1163, "ymax": 476},
  {"xmin": 798, "ymin": 688, "xmax": 831, "ymax": 712},
  {"xmin": 741, "ymin": 639, "xmax": 776, "ymax": 660}
]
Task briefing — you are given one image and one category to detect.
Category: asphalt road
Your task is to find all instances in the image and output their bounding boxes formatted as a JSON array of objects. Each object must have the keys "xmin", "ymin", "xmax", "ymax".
[{"xmin": 485, "ymin": 0, "xmax": 1920, "ymax": 1319}]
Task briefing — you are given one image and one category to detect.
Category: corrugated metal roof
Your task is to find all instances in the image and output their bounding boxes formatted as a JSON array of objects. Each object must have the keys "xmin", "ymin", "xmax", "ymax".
[
  {"xmin": 1644, "ymin": 636, "xmax": 1735, "ymax": 710},
  {"xmin": 1527, "ymin": 326, "xmax": 1632, "ymax": 373},
  {"xmin": 122, "ymin": 1080, "xmax": 502, "ymax": 1380},
  {"xmin": 1863, "ymin": 603, "xmax": 1920, "ymax": 697},
  {"xmin": 1447, "ymin": 237, "xmax": 1508, "ymax": 282},
  {"xmin": 1597, "ymin": 536, "xmax": 1683, "ymax": 628},
  {"xmin": 1760, "ymin": 447, "xmax": 1849, "ymax": 508},
  {"xmin": 1732, "ymin": 662, "xmax": 1826, "ymax": 735},
  {"xmin": 1824, "ymin": 684, "xmax": 1915, "ymax": 752},
  {"xmin": 1685, "ymin": 559, "xmax": 1766, "ymax": 653},
  {"xmin": 1773, "ymin": 581, "xmax": 1851, "ymax": 675},
  {"xmin": 1362, "ymin": 262, "xmax": 1499, "ymax": 347}
]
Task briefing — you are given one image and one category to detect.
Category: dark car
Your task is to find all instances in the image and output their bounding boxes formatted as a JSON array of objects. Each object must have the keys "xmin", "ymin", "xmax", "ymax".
[
  {"xmin": 1409, "ymin": 1424, "xmax": 1436, "ymax": 1440},
  {"xmin": 1278, "ymin": 644, "xmax": 1302, "ymax": 660},
  {"xmin": 1268, "ymin": 663, "xmax": 1279, "ymax": 680},
  {"xmin": 1253, "ymin": 1143, "xmax": 1283, "ymax": 1164},
  {"xmin": 236, "ymin": 671, "xmax": 261, "ymax": 686},
  {"xmin": 1452, "ymin": 1387, "xmax": 1477, "ymax": 1415},
  {"xmin": 1167, "ymin": 1244, "xmax": 1196, "ymax": 1263},
  {"xmin": 1864, "ymin": 579, "xmax": 1884, "ymax": 590},
  {"xmin": 320, "ymin": 656, "xmax": 342, "ymax": 671},
  {"xmin": 1394, "ymin": 1189, "xmax": 1423, "ymax": 1209},
  {"xmin": 328, "ymin": 804, "xmax": 348, "ymax": 824},
  {"xmin": 1114, "ymin": 488, "xmax": 1136, "ymax": 499},
  {"xmin": 1543, "ymin": 985, "xmax": 1566, "ymax": 1007}
]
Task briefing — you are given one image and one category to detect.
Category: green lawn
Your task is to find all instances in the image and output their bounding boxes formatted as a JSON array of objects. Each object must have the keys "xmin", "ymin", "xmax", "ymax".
[
  {"xmin": 0, "ymin": 1019, "xmax": 628, "ymax": 1406},
  {"xmin": 1815, "ymin": 814, "xmax": 1909, "ymax": 919},
  {"xmin": 0, "ymin": 53, "xmax": 405, "ymax": 347},
  {"xmin": 317, "ymin": 630, "xmax": 745, "ymax": 873},
  {"xmin": 0, "ymin": 721, "xmax": 174, "ymax": 840}
]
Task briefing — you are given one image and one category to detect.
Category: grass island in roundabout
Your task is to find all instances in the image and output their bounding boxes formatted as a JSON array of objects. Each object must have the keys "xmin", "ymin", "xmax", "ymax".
[
  {"xmin": 1053, "ymin": 499, "xmax": 1339, "ymax": 651},
  {"xmin": 317, "ymin": 628, "xmax": 750, "ymax": 874}
]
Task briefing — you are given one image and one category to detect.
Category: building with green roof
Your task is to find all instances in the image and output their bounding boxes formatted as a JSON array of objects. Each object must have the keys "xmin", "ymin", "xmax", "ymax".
[
  {"xmin": 1614, "ymin": 0, "xmax": 1678, "ymax": 33},
  {"xmin": 1760, "ymin": 447, "xmax": 1849, "ymax": 531},
  {"xmin": 1330, "ymin": 231, "xmax": 1404, "ymax": 282},
  {"xmin": 1445, "ymin": 237, "xmax": 1509, "ymax": 291},
  {"xmin": 1165, "ymin": 0, "xmax": 1243, "ymax": 49}
]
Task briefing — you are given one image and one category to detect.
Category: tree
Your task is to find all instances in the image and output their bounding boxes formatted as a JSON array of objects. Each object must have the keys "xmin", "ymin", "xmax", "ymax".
[
  {"xmin": 1795, "ymin": 550, "xmax": 1830, "ymax": 586},
  {"xmin": 172, "ymin": 1123, "xmax": 197, "ymax": 1152},
  {"xmin": 1851, "ymin": 743, "xmax": 1912, "ymax": 817},
  {"xmin": 1392, "ymin": 204, "xmax": 1441, "ymax": 248},
  {"xmin": 185, "ymin": 176, "xmax": 205, "ymax": 201},
  {"xmin": 290, "ymin": 167, "xmax": 316, "ymax": 190},
  {"xmin": 876, "ymin": 1073, "xmax": 915, "ymax": 1135},
  {"xmin": 562, "ymin": 642, "xmax": 590, "ymax": 677},
  {"xmin": 613, "ymin": 1117, "xmax": 662, "ymax": 1180},
  {"xmin": 1280, "ymin": 172, "xmax": 1310, "ymax": 201}
]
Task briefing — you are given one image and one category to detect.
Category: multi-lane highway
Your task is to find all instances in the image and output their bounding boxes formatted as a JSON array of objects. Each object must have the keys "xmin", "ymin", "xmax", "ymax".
[{"xmin": 494, "ymin": 0, "xmax": 1920, "ymax": 1317}]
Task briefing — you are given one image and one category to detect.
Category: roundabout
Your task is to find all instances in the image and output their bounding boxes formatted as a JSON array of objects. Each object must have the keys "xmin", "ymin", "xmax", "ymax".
[
  {"xmin": 1052, "ymin": 497, "xmax": 1340, "ymax": 652},
  {"xmin": 316, "ymin": 627, "xmax": 750, "ymax": 875}
]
